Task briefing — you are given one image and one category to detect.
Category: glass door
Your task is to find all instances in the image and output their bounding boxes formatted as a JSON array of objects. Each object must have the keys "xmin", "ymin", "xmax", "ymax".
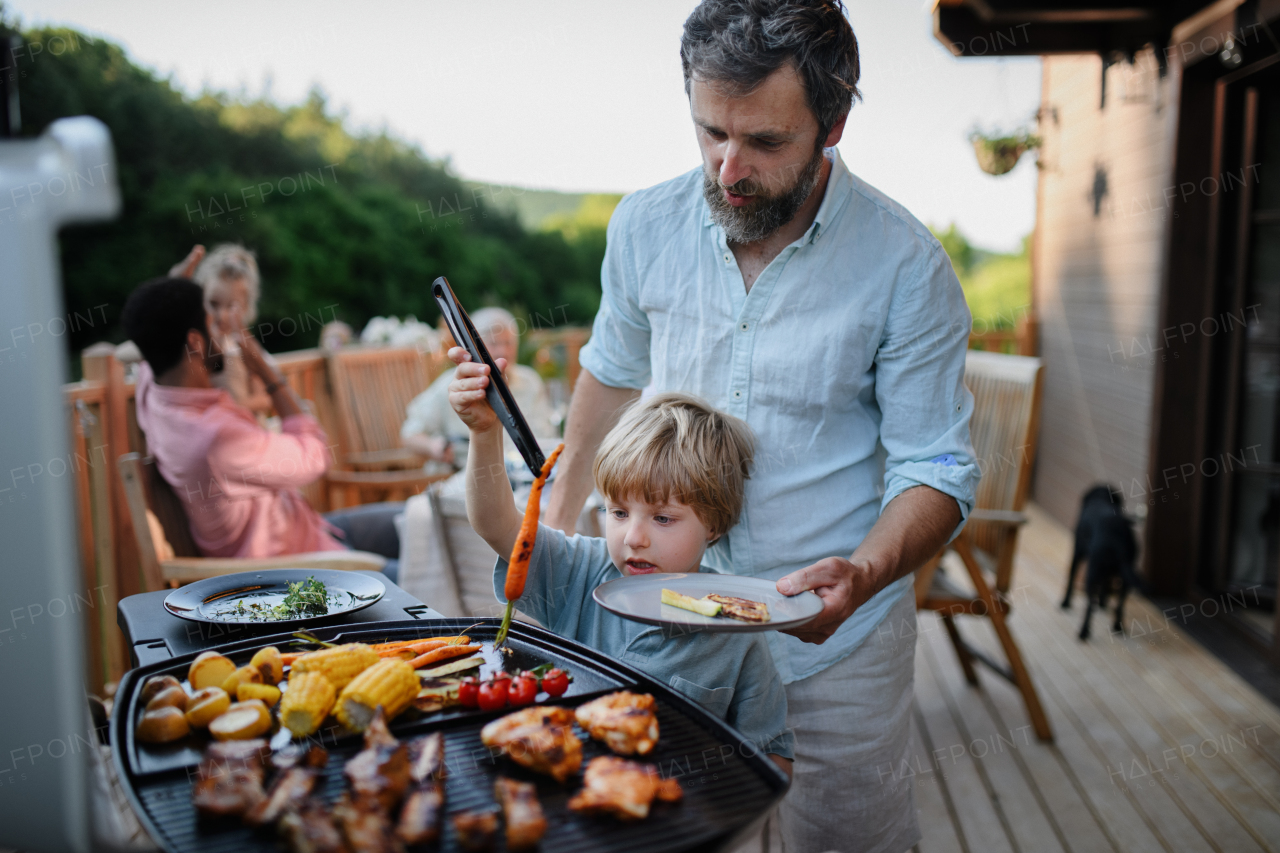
[{"xmin": 1221, "ymin": 62, "xmax": 1280, "ymax": 644}]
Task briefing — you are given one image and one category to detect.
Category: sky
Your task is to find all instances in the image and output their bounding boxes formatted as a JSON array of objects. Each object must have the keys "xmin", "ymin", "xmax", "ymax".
[{"xmin": 11, "ymin": 0, "xmax": 1042, "ymax": 251}]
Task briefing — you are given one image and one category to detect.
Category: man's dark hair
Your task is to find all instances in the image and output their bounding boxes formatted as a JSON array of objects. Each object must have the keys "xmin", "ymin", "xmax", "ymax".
[
  {"xmin": 120, "ymin": 277, "xmax": 209, "ymax": 375},
  {"xmin": 681, "ymin": 0, "xmax": 861, "ymax": 138}
]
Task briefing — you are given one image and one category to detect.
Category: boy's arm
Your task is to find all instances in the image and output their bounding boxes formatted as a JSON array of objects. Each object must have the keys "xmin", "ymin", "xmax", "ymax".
[
  {"xmin": 448, "ymin": 348, "xmax": 522, "ymax": 557},
  {"xmin": 769, "ymin": 755, "xmax": 794, "ymax": 779}
]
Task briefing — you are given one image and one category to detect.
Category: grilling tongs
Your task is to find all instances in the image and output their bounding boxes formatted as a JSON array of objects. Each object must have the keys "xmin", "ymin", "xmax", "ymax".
[{"xmin": 432, "ymin": 276, "xmax": 547, "ymax": 477}]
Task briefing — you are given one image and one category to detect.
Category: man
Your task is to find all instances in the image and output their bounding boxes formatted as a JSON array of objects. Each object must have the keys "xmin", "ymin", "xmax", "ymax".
[
  {"xmin": 124, "ymin": 278, "xmax": 401, "ymax": 575},
  {"xmin": 542, "ymin": 2, "xmax": 980, "ymax": 851},
  {"xmin": 401, "ymin": 307, "xmax": 556, "ymax": 470}
]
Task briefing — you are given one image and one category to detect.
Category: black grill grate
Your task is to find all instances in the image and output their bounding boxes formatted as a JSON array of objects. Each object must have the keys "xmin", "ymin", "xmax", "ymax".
[{"xmin": 114, "ymin": 619, "xmax": 787, "ymax": 853}]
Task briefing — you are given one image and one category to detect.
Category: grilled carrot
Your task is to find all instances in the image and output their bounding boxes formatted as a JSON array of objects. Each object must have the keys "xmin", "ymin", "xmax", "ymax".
[
  {"xmin": 370, "ymin": 636, "xmax": 467, "ymax": 652},
  {"xmin": 281, "ymin": 652, "xmax": 306, "ymax": 667},
  {"xmin": 496, "ymin": 443, "xmax": 564, "ymax": 645},
  {"xmin": 408, "ymin": 644, "xmax": 481, "ymax": 669}
]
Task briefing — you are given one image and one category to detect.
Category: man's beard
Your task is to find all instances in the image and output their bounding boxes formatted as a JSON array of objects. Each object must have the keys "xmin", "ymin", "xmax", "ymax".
[{"xmin": 703, "ymin": 144, "xmax": 825, "ymax": 244}]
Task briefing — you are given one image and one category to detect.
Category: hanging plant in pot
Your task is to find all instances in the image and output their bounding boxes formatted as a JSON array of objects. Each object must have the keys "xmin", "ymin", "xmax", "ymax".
[{"xmin": 969, "ymin": 129, "xmax": 1041, "ymax": 176}]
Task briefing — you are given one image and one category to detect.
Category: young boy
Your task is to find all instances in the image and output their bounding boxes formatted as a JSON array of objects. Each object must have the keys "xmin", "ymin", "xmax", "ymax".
[{"xmin": 448, "ymin": 351, "xmax": 793, "ymax": 775}]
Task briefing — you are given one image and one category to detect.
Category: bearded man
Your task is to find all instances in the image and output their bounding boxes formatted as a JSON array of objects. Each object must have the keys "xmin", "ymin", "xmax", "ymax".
[{"xmin": 543, "ymin": 2, "xmax": 980, "ymax": 851}]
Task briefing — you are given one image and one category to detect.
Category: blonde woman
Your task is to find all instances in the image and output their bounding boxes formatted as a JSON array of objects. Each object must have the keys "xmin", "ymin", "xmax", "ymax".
[{"xmin": 192, "ymin": 243, "xmax": 275, "ymax": 416}]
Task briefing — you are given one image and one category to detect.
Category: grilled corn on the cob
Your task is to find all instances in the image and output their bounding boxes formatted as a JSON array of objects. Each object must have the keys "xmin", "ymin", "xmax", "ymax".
[
  {"xmin": 289, "ymin": 643, "xmax": 378, "ymax": 691},
  {"xmin": 279, "ymin": 671, "xmax": 337, "ymax": 737},
  {"xmin": 335, "ymin": 659, "xmax": 418, "ymax": 731}
]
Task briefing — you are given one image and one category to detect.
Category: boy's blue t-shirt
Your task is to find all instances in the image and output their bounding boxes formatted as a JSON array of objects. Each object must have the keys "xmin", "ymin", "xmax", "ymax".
[{"xmin": 493, "ymin": 524, "xmax": 795, "ymax": 760}]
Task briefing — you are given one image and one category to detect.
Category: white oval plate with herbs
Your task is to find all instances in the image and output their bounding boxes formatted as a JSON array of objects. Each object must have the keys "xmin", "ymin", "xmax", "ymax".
[
  {"xmin": 162, "ymin": 569, "xmax": 385, "ymax": 626},
  {"xmin": 593, "ymin": 572, "xmax": 823, "ymax": 633}
]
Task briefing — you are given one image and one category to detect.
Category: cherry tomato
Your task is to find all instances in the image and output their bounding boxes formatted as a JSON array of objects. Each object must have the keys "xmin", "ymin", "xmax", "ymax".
[
  {"xmin": 477, "ymin": 678, "xmax": 509, "ymax": 712},
  {"xmin": 508, "ymin": 675, "xmax": 538, "ymax": 707},
  {"xmin": 458, "ymin": 677, "xmax": 479, "ymax": 709},
  {"xmin": 541, "ymin": 668, "xmax": 569, "ymax": 697}
]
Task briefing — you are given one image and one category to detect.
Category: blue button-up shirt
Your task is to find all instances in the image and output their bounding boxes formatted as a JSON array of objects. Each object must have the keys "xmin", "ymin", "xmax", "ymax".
[{"xmin": 578, "ymin": 149, "xmax": 980, "ymax": 684}]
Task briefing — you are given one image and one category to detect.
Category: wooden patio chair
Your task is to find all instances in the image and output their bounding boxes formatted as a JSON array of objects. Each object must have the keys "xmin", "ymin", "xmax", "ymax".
[
  {"xmin": 913, "ymin": 350, "xmax": 1052, "ymax": 742},
  {"xmin": 118, "ymin": 452, "xmax": 385, "ymax": 591},
  {"xmin": 324, "ymin": 345, "xmax": 450, "ymax": 508}
]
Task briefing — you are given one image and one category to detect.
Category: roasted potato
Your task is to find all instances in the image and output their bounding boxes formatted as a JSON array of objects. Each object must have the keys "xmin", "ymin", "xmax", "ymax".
[
  {"xmin": 209, "ymin": 700, "xmax": 272, "ymax": 741},
  {"xmin": 237, "ymin": 682, "xmax": 281, "ymax": 706},
  {"xmin": 144, "ymin": 685, "xmax": 189, "ymax": 713},
  {"xmin": 138, "ymin": 674, "xmax": 182, "ymax": 706},
  {"xmin": 137, "ymin": 706, "xmax": 190, "ymax": 743},
  {"xmin": 250, "ymin": 646, "xmax": 283, "ymax": 684},
  {"xmin": 221, "ymin": 664, "xmax": 264, "ymax": 697},
  {"xmin": 184, "ymin": 687, "xmax": 231, "ymax": 728},
  {"xmin": 188, "ymin": 651, "xmax": 236, "ymax": 691}
]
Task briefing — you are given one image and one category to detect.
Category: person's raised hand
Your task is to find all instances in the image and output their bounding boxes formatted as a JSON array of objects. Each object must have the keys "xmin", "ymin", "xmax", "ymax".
[
  {"xmin": 169, "ymin": 245, "xmax": 206, "ymax": 279},
  {"xmin": 234, "ymin": 326, "xmax": 278, "ymax": 383},
  {"xmin": 775, "ymin": 555, "xmax": 881, "ymax": 644},
  {"xmin": 447, "ymin": 346, "xmax": 506, "ymax": 433}
]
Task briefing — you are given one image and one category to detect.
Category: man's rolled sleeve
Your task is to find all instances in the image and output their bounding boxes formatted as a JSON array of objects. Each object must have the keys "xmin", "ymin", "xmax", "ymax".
[
  {"xmin": 577, "ymin": 194, "xmax": 652, "ymax": 390},
  {"xmin": 874, "ymin": 246, "xmax": 980, "ymax": 541}
]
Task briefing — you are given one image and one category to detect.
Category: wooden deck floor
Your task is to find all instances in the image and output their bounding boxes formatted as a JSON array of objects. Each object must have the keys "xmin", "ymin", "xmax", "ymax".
[{"xmin": 911, "ymin": 503, "xmax": 1280, "ymax": 853}]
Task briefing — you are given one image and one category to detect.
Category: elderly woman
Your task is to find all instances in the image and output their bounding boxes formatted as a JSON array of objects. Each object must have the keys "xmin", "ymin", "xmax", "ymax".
[{"xmin": 401, "ymin": 307, "xmax": 556, "ymax": 469}]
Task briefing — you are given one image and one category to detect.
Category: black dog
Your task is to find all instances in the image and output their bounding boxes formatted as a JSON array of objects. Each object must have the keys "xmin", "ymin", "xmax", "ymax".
[{"xmin": 1061, "ymin": 485, "xmax": 1140, "ymax": 640}]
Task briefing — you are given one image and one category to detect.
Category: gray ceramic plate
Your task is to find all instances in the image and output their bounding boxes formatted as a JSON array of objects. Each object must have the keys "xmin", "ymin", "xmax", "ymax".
[{"xmin": 592, "ymin": 573, "xmax": 824, "ymax": 633}]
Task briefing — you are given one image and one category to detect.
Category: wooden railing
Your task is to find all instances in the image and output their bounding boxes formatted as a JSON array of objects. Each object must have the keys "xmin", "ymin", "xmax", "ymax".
[{"xmin": 970, "ymin": 314, "xmax": 1038, "ymax": 357}]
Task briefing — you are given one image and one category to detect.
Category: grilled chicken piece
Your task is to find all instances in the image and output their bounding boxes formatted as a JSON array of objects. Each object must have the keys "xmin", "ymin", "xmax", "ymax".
[
  {"xmin": 245, "ymin": 766, "xmax": 319, "ymax": 826},
  {"xmin": 333, "ymin": 794, "xmax": 403, "ymax": 853},
  {"xmin": 344, "ymin": 710, "xmax": 410, "ymax": 813},
  {"xmin": 495, "ymin": 778, "xmax": 547, "ymax": 850},
  {"xmin": 395, "ymin": 780, "xmax": 443, "ymax": 847},
  {"xmin": 567, "ymin": 756, "xmax": 683, "ymax": 821},
  {"xmin": 406, "ymin": 732, "xmax": 445, "ymax": 784},
  {"xmin": 705, "ymin": 594, "xmax": 770, "ymax": 623},
  {"xmin": 574, "ymin": 691, "xmax": 660, "ymax": 756},
  {"xmin": 279, "ymin": 799, "xmax": 349, "ymax": 853},
  {"xmin": 192, "ymin": 739, "xmax": 270, "ymax": 818},
  {"xmin": 480, "ymin": 706, "xmax": 582, "ymax": 782},
  {"xmin": 451, "ymin": 810, "xmax": 498, "ymax": 852}
]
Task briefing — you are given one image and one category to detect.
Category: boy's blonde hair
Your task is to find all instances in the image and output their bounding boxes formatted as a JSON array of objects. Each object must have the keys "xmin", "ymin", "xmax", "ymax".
[{"xmin": 593, "ymin": 392, "xmax": 754, "ymax": 538}]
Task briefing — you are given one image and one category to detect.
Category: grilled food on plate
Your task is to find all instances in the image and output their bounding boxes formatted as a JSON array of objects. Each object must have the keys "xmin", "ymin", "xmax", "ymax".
[
  {"xmin": 567, "ymin": 756, "xmax": 683, "ymax": 821},
  {"xmin": 396, "ymin": 732, "xmax": 446, "ymax": 846},
  {"xmin": 662, "ymin": 589, "xmax": 771, "ymax": 622},
  {"xmin": 343, "ymin": 709, "xmax": 410, "ymax": 813},
  {"xmin": 495, "ymin": 777, "xmax": 547, "ymax": 851},
  {"xmin": 574, "ymin": 691, "xmax": 660, "ymax": 756},
  {"xmin": 452, "ymin": 810, "xmax": 499, "ymax": 852},
  {"xmin": 191, "ymin": 740, "xmax": 271, "ymax": 818},
  {"xmin": 480, "ymin": 706, "xmax": 583, "ymax": 782},
  {"xmin": 278, "ymin": 799, "xmax": 346, "ymax": 853},
  {"xmin": 706, "ymin": 593, "xmax": 770, "ymax": 623}
]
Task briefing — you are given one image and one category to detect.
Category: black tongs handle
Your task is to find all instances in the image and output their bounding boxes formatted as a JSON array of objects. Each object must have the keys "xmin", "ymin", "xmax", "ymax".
[{"xmin": 432, "ymin": 276, "xmax": 547, "ymax": 476}]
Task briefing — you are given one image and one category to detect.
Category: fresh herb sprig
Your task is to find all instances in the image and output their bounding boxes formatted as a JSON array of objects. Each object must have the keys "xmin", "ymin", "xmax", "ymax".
[{"xmin": 271, "ymin": 576, "xmax": 330, "ymax": 620}]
